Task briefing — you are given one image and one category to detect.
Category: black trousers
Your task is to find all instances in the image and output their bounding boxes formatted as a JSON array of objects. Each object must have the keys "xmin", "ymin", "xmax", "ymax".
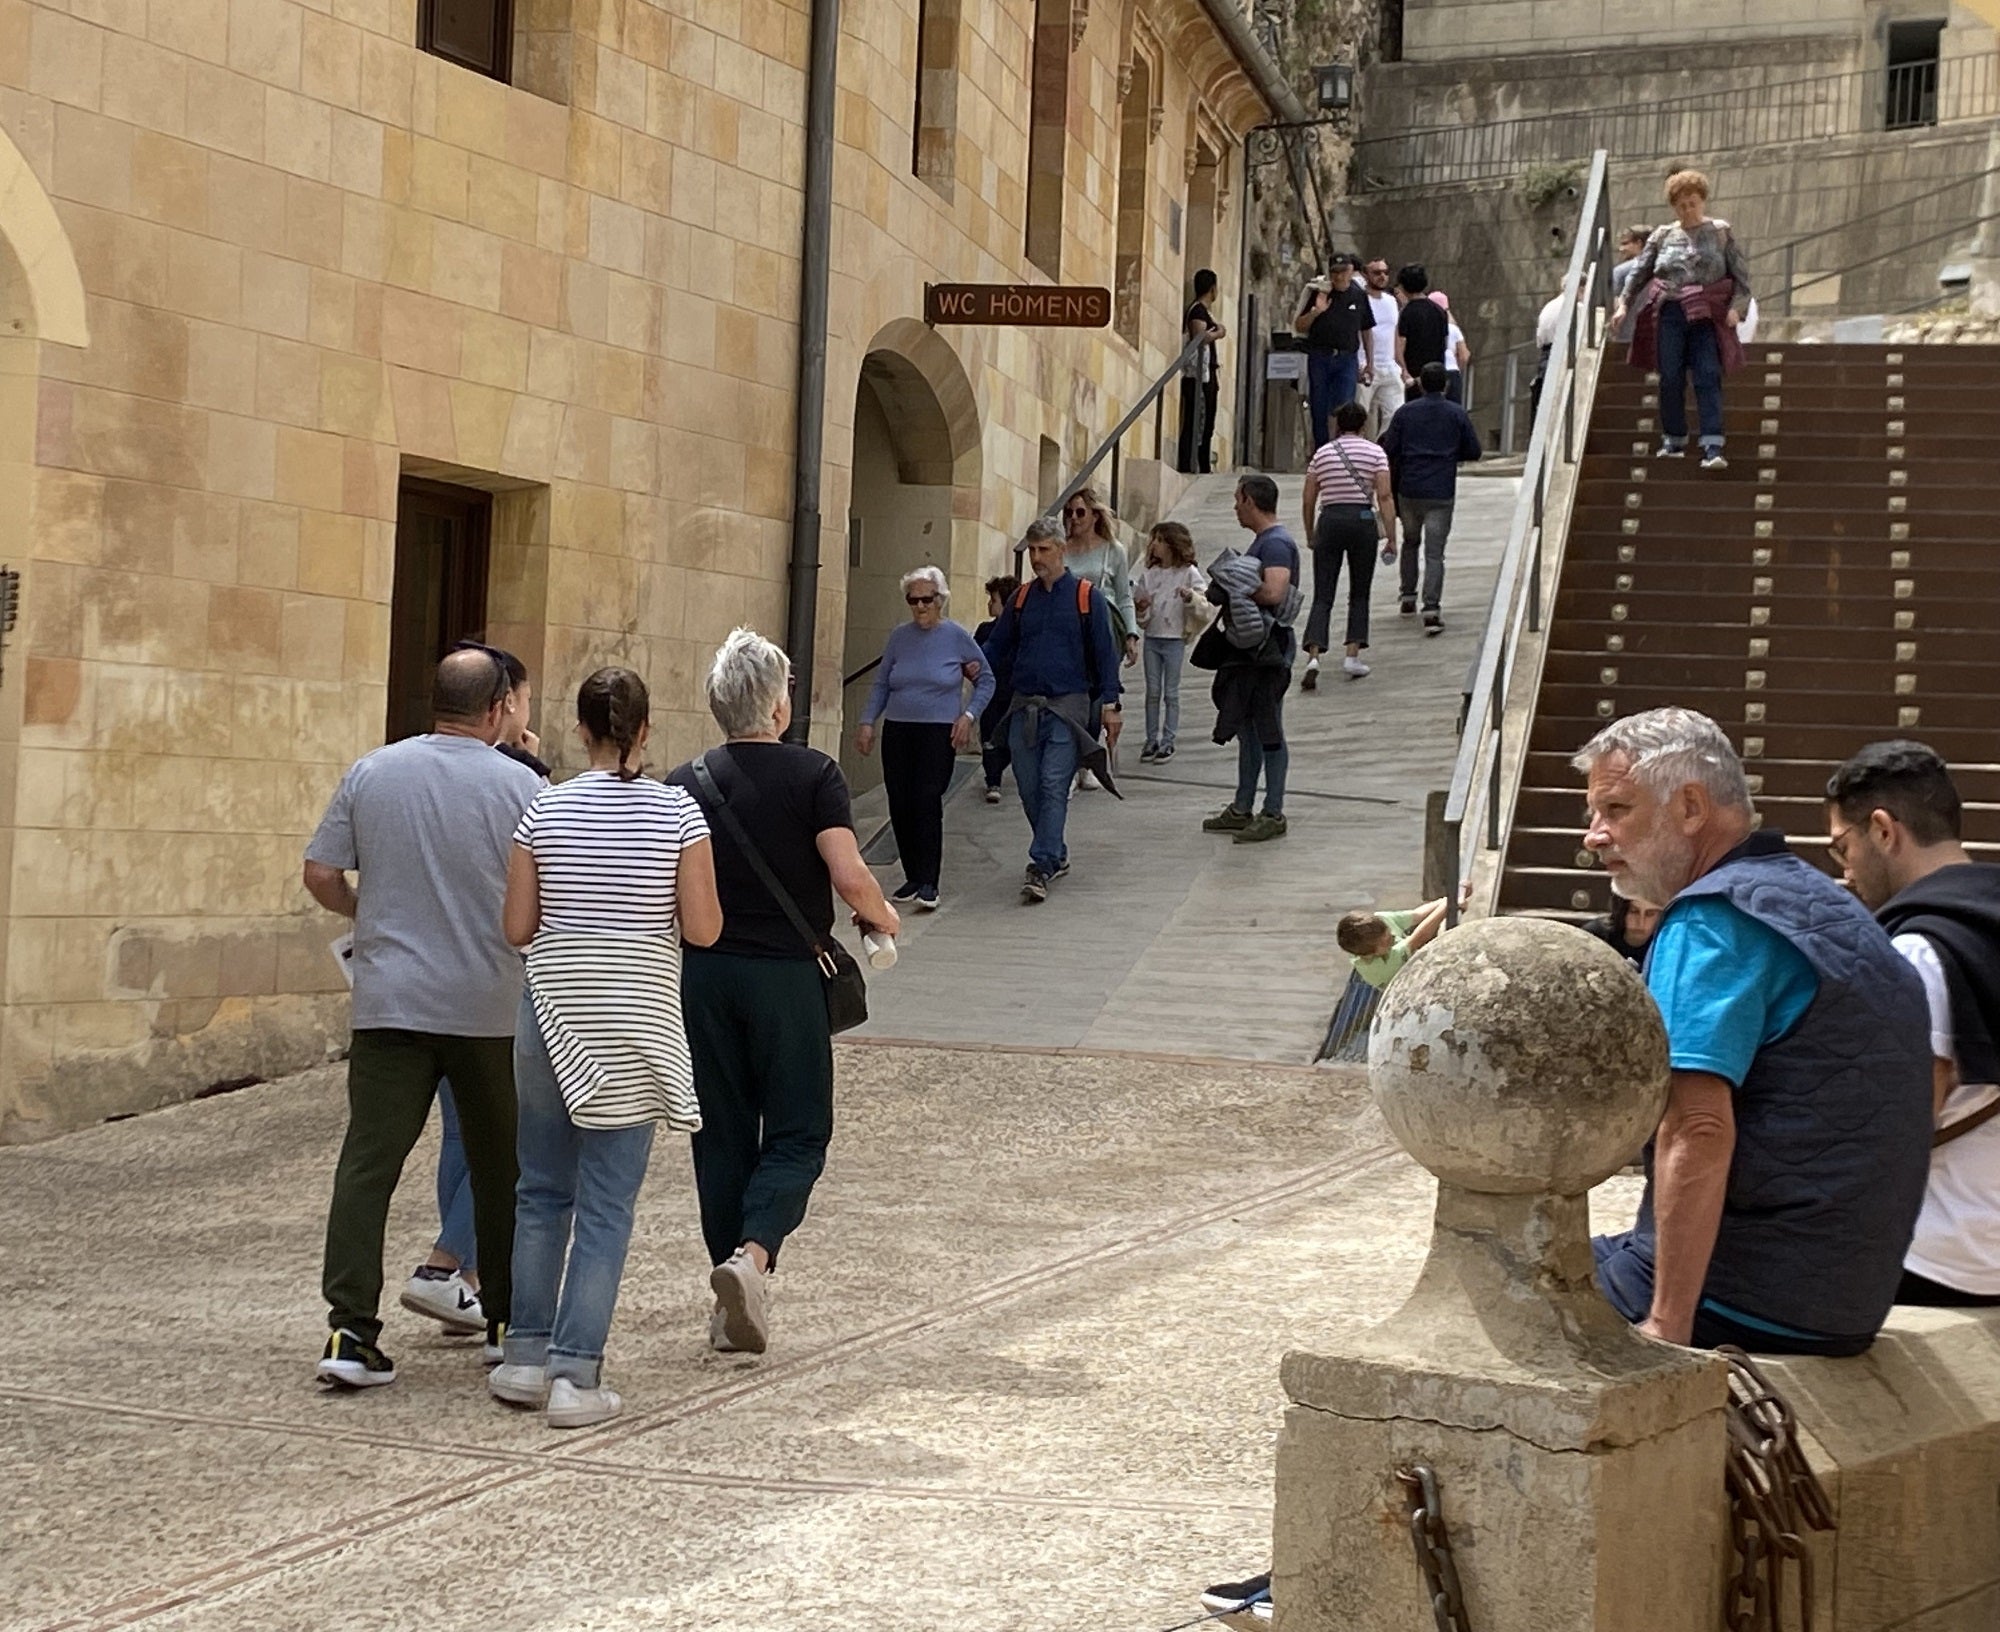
[
  {"xmin": 683, "ymin": 951, "xmax": 835, "ymax": 1268},
  {"xmin": 323, "ymin": 1029, "xmax": 518, "ymax": 1344},
  {"xmin": 1304, "ymin": 506, "xmax": 1378, "ymax": 653},
  {"xmin": 1897, "ymin": 1268, "xmax": 2000, "ymax": 1307},
  {"xmin": 881, "ymin": 719, "xmax": 956, "ymax": 890},
  {"xmin": 1177, "ymin": 377, "xmax": 1219, "ymax": 473}
]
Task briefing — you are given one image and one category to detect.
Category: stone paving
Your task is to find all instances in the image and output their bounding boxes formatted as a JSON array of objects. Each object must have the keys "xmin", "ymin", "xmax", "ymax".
[
  {"xmin": 857, "ymin": 471, "xmax": 1519, "ymax": 1062},
  {"xmin": 1, "ymin": 472, "xmax": 1535, "ymax": 1632}
]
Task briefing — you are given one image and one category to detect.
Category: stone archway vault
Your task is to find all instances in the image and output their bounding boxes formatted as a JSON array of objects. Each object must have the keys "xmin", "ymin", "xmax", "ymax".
[{"xmin": 0, "ymin": 128, "xmax": 90, "ymax": 347}]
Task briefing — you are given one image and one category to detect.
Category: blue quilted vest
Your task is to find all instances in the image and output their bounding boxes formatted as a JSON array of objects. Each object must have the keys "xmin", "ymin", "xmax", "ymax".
[{"xmin": 1633, "ymin": 834, "xmax": 1933, "ymax": 1338}]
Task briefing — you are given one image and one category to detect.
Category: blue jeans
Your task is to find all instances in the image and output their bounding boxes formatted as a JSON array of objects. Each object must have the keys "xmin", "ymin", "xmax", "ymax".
[
  {"xmin": 1591, "ymin": 1231, "xmax": 1871, "ymax": 1359},
  {"xmin": 1236, "ymin": 738, "xmax": 1290, "ymax": 818},
  {"xmin": 504, "ymin": 994, "xmax": 657, "ymax": 1387},
  {"xmin": 1142, "ymin": 638, "xmax": 1184, "ymax": 750},
  {"xmin": 1007, "ymin": 706, "xmax": 1082, "ymax": 876},
  {"xmin": 433, "ymin": 1083, "xmax": 477, "ymax": 1270},
  {"xmin": 1306, "ymin": 351, "xmax": 1359, "ymax": 448},
  {"xmin": 1656, "ymin": 302, "xmax": 1725, "ymax": 453}
]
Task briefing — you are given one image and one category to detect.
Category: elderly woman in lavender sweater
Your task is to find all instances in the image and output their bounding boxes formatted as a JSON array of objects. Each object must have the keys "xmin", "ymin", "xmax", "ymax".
[{"xmin": 853, "ymin": 566, "xmax": 996, "ymax": 910}]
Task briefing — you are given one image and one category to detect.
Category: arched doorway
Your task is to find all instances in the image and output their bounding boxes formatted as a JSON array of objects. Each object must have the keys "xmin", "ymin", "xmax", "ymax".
[{"xmin": 839, "ymin": 321, "xmax": 981, "ymax": 794}]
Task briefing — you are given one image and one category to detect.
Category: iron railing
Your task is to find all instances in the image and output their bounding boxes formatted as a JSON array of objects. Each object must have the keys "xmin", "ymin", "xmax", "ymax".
[
  {"xmin": 1439, "ymin": 150, "xmax": 1613, "ymax": 927},
  {"xmin": 1354, "ymin": 55, "xmax": 2000, "ymax": 191}
]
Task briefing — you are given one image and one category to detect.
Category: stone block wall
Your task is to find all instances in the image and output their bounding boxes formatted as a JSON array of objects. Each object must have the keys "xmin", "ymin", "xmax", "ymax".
[
  {"xmin": 1402, "ymin": 0, "xmax": 1864, "ymax": 59},
  {"xmin": 0, "ymin": 0, "xmax": 1269, "ymax": 1137}
]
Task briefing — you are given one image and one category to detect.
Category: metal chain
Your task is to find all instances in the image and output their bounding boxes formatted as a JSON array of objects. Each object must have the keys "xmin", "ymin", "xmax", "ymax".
[
  {"xmin": 1719, "ymin": 1346, "xmax": 1836, "ymax": 1632},
  {"xmin": 1395, "ymin": 1464, "xmax": 1474, "ymax": 1632}
]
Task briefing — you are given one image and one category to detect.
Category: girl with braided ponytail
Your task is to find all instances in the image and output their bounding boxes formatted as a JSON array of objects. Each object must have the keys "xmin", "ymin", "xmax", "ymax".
[{"xmin": 496, "ymin": 667, "xmax": 723, "ymax": 1427}]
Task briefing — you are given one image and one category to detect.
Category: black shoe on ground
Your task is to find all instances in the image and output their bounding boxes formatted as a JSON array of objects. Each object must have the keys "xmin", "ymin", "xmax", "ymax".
[
  {"xmin": 1139, "ymin": 743, "xmax": 1159, "ymax": 762},
  {"xmin": 317, "ymin": 1328, "xmax": 396, "ymax": 1388},
  {"xmin": 1200, "ymin": 1574, "xmax": 1272, "ymax": 1612},
  {"xmin": 915, "ymin": 887, "xmax": 940, "ymax": 911},
  {"xmin": 891, "ymin": 881, "xmax": 920, "ymax": 902},
  {"xmin": 1021, "ymin": 869, "xmax": 1049, "ymax": 904},
  {"xmin": 1050, "ymin": 858, "xmax": 1071, "ymax": 881},
  {"xmin": 1400, "ymin": 597, "xmax": 1416, "ymax": 616},
  {"xmin": 1154, "ymin": 745, "xmax": 1174, "ymax": 762},
  {"xmin": 1422, "ymin": 609, "xmax": 1443, "ymax": 636}
]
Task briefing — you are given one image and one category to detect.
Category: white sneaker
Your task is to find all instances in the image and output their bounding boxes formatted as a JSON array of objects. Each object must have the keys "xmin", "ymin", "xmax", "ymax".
[
  {"xmin": 1077, "ymin": 768, "xmax": 1102, "ymax": 791},
  {"xmin": 709, "ymin": 1300, "xmax": 747, "ymax": 1353},
  {"xmin": 546, "ymin": 1376, "xmax": 622, "ymax": 1428},
  {"xmin": 710, "ymin": 1249, "xmax": 771, "ymax": 1354},
  {"xmin": 1343, "ymin": 656, "xmax": 1370, "ymax": 679},
  {"xmin": 400, "ymin": 1267, "xmax": 484, "ymax": 1335},
  {"xmin": 488, "ymin": 1362, "xmax": 547, "ymax": 1406}
]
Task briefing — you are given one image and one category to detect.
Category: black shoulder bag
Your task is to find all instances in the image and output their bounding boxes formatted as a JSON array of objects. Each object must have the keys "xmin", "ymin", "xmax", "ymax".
[{"xmin": 690, "ymin": 753, "xmax": 869, "ymax": 1034}]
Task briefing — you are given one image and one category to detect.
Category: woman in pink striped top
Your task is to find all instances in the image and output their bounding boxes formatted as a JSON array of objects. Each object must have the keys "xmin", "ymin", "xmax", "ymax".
[{"xmin": 1299, "ymin": 401, "xmax": 1397, "ymax": 687}]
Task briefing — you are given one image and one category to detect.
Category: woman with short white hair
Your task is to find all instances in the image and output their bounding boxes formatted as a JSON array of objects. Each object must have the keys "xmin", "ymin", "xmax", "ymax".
[
  {"xmin": 666, "ymin": 629, "xmax": 899, "ymax": 1355},
  {"xmin": 852, "ymin": 565, "xmax": 995, "ymax": 910}
]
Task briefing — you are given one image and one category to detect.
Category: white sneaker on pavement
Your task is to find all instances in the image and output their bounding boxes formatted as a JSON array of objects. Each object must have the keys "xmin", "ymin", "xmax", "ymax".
[
  {"xmin": 400, "ymin": 1267, "xmax": 484, "ymax": 1335},
  {"xmin": 488, "ymin": 1362, "xmax": 547, "ymax": 1406},
  {"xmin": 546, "ymin": 1377, "xmax": 622, "ymax": 1428},
  {"xmin": 709, "ymin": 1248, "xmax": 771, "ymax": 1354},
  {"xmin": 1343, "ymin": 655, "xmax": 1371, "ymax": 679}
]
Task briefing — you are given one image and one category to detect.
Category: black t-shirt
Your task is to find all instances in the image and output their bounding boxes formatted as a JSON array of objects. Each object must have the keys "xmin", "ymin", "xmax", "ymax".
[
  {"xmin": 1184, "ymin": 300, "xmax": 1218, "ymax": 383},
  {"xmin": 1398, "ymin": 299, "xmax": 1449, "ymax": 372},
  {"xmin": 666, "ymin": 741, "xmax": 854, "ymax": 960},
  {"xmin": 1297, "ymin": 283, "xmax": 1373, "ymax": 354},
  {"xmin": 495, "ymin": 739, "xmax": 551, "ymax": 779}
]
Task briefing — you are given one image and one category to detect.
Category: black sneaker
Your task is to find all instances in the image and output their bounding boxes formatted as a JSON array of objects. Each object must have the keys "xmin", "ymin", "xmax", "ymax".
[
  {"xmin": 1139, "ymin": 743, "xmax": 1160, "ymax": 762},
  {"xmin": 1400, "ymin": 597, "xmax": 1416, "ymax": 616},
  {"xmin": 1050, "ymin": 858, "xmax": 1071, "ymax": 881},
  {"xmin": 1021, "ymin": 869, "xmax": 1049, "ymax": 904},
  {"xmin": 1422, "ymin": 609, "xmax": 1443, "ymax": 636},
  {"xmin": 317, "ymin": 1328, "xmax": 396, "ymax": 1388},
  {"xmin": 891, "ymin": 881, "xmax": 921, "ymax": 902},
  {"xmin": 1154, "ymin": 745, "xmax": 1174, "ymax": 762},
  {"xmin": 1200, "ymin": 1574, "xmax": 1272, "ymax": 1613},
  {"xmin": 915, "ymin": 887, "xmax": 940, "ymax": 911}
]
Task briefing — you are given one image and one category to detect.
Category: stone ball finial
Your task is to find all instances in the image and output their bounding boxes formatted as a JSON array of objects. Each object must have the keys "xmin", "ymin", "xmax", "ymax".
[{"xmin": 1368, "ymin": 916, "xmax": 1669, "ymax": 1196}]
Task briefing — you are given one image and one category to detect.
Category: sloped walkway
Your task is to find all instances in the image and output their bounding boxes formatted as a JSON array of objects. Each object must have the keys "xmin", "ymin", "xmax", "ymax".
[{"xmin": 858, "ymin": 471, "xmax": 1518, "ymax": 1063}]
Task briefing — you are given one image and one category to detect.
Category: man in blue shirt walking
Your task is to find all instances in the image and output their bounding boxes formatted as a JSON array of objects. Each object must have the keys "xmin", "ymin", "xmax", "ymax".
[
  {"xmin": 982, "ymin": 517, "xmax": 1124, "ymax": 903},
  {"xmin": 1380, "ymin": 361, "xmax": 1482, "ymax": 633}
]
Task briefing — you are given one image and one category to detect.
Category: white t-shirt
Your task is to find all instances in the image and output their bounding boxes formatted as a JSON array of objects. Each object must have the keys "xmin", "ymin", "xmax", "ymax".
[
  {"xmin": 1366, "ymin": 291, "xmax": 1400, "ymax": 373},
  {"xmin": 1134, "ymin": 562, "xmax": 1208, "ymax": 638},
  {"xmin": 1535, "ymin": 295, "xmax": 1564, "ymax": 349},
  {"xmin": 513, "ymin": 772, "xmax": 710, "ymax": 939},
  {"xmin": 1445, "ymin": 322, "xmax": 1466, "ymax": 373},
  {"xmin": 1894, "ymin": 931, "xmax": 2000, "ymax": 1295}
]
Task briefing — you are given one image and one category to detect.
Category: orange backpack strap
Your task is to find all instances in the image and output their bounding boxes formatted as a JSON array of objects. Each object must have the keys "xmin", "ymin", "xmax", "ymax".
[
  {"xmin": 1013, "ymin": 582, "xmax": 1032, "ymax": 612},
  {"xmin": 1077, "ymin": 578, "xmax": 1092, "ymax": 617}
]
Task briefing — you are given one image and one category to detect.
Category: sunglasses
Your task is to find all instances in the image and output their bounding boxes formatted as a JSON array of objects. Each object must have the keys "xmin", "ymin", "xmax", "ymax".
[
  {"xmin": 906, "ymin": 594, "xmax": 938, "ymax": 607},
  {"xmin": 1064, "ymin": 505, "xmax": 1090, "ymax": 518},
  {"xmin": 453, "ymin": 638, "xmax": 514, "ymax": 709}
]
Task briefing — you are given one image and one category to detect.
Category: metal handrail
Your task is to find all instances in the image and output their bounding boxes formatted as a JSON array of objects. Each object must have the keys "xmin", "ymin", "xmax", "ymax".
[
  {"xmin": 1439, "ymin": 151, "xmax": 1613, "ymax": 928},
  {"xmin": 1353, "ymin": 54, "xmax": 2000, "ymax": 190}
]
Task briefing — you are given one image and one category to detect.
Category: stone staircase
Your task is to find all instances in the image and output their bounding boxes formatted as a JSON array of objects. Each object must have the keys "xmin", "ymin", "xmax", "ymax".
[{"xmin": 1497, "ymin": 342, "xmax": 2000, "ymax": 918}]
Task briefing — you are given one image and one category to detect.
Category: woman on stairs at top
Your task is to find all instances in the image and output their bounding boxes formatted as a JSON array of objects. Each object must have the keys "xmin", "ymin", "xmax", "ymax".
[{"xmin": 1612, "ymin": 169, "xmax": 1753, "ymax": 473}]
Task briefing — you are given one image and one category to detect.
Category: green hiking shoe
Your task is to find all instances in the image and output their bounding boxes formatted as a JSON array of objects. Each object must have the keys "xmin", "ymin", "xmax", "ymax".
[
  {"xmin": 1202, "ymin": 805, "xmax": 1253, "ymax": 833},
  {"xmin": 1234, "ymin": 812, "xmax": 1289, "ymax": 844}
]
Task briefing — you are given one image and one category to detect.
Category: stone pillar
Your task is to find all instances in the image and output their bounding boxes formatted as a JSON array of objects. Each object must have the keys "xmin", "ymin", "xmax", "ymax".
[{"xmin": 1273, "ymin": 918, "xmax": 1729, "ymax": 1631}]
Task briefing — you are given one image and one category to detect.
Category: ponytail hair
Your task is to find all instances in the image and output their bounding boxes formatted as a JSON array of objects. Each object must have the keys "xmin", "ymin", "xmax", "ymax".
[{"xmin": 576, "ymin": 666, "xmax": 650, "ymax": 781}]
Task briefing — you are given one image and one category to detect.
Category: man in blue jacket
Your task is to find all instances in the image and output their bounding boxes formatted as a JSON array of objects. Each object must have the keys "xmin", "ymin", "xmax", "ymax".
[
  {"xmin": 982, "ymin": 517, "xmax": 1124, "ymax": 903},
  {"xmin": 1380, "ymin": 361, "xmax": 1482, "ymax": 633}
]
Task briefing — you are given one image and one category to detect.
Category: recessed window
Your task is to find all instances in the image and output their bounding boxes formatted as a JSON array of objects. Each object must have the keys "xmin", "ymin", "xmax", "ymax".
[
  {"xmin": 1885, "ymin": 19, "xmax": 1944, "ymax": 131},
  {"xmin": 913, "ymin": 0, "xmax": 961, "ymax": 196},
  {"xmin": 419, "ymin": 0, "xmax": 515, "ymax": 84},
  {"xmin": 1112, "ymin": 56, "xmax": 1152, "ymax": 344},
  {"xmin": 1024, "ymin": 0, "xmax": 1071, "ymax": 278},
  {"xmin": 388, "ymin": 478, "xmax": 493, "ymax": 742}
]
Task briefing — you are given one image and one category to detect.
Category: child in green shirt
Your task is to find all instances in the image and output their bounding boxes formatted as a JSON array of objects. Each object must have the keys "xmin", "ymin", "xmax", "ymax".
[{"xmin": 1338, "ymin": 894, "xmax": 1457, "ymax": 989}]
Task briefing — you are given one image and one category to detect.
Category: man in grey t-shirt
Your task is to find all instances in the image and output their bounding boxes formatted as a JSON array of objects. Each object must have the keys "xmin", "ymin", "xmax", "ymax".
[{"xmin": 303, "ymin": 648, "xmax": 542, "ymax": 1388}]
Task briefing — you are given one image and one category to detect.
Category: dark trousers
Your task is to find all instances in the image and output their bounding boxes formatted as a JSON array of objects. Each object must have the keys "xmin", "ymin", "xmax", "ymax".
[
  {"xmin": 1306, "ymin": 350, "xmax": 1359, "ymax": 448},
  {"xmin": 1444, "ymin": 371, "xmax": 1464, "ymax": 405},
  {"xmin": 1897, "ymin": 1268, "xmax": 2000, "ymax": 1308},
  {"xmin": 980, "ymin": 689, "xmax": 1013, "ymax": 790},
  {"xmin": 1304, "ymin": 505, "xmax": 1378, "ymax": 652},
  {"xmin": 323, "ymin": 1029, "xmax": 519, "ymax": 1343},
  {"xmin": 684, "ymin": 950, "xmax": 835, "ymax": 1268},
  {"xmin": 1657, "ymin": 301, "xmax": 1725, "ymax": 450},
  {"xmin": 1177, "ymin": 376, "xmax": 1219, "ymax": 472},
  {"xmin": 881, "ymin": 719, "xmax": 956, "ymax": 891},
  {"xmin": 1398, "ymin": 496, "xmax": 1455, "ymax": 612},
  {"xmin": 1593, "ymin": 1231, "xmax": 1872, "ymax": 1358}
]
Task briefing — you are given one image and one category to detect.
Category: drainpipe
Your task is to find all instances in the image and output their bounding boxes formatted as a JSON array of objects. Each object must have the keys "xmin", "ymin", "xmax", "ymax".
[
  {"xmin": 1196, "ymin": 0, "xmax": 1311, "ymax": 127},
  {"xmin": 783, "ymin": 0, "xmax": 842, "ymax": 744}
]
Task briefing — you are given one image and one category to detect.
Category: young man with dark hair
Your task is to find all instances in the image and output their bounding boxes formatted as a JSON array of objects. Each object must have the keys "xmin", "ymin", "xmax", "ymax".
[
  {"xmin": 1827, "ymin": 741, "xmax": 2000, "ymax": 1307},
  {"xmin": 1360, "ymin": 256, "xmax": 1404, "ymax": 438},
  {"xmin": 1179, "ymin": 269, "xmax": 1225, "ymax": 474},
  {"xmin": 1293, "ymin": 257, "xmax": 1374, "ymax": 449},
  {"xmin": 1394, "ymin": 263, "xmax": 1448, "ymax": 390},
  {"xmin": 1380, "ymin": 361, "xmax": 1482, "ymax": 633}
]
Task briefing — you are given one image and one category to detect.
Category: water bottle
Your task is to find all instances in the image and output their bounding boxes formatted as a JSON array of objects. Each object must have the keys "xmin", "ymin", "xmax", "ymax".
[
  {"xmin": 862, "ymin": 931, "xmax": 898, "ymax": 971},
  {"xmin": 1380, "ymin": 542, "xmax": 1396, "ymax": 566}
]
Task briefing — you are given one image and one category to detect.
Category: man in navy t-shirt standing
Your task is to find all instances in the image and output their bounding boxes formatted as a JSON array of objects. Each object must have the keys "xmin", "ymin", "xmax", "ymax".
[{"xmin": 1201, "ymin": 475, "xmax": 1300, "ymax": 845}]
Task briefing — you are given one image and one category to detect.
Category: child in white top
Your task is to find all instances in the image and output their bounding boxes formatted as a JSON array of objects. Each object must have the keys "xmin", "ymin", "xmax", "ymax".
[{"xmin": 1133, "ymin": 521, "xmax": 1208, "ymax": 762}]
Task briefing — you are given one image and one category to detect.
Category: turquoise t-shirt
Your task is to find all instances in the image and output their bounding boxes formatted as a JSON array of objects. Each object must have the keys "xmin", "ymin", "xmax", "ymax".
[{"xmin": 1645, "ymin": 897, "xmax": 1819, "ymax": 1085}]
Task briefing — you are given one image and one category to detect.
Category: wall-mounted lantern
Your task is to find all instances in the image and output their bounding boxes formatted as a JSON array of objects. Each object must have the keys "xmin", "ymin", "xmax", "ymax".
[{"xmin": 1314, "ymin": 62, "xmax": 1354, "ymax": 112}]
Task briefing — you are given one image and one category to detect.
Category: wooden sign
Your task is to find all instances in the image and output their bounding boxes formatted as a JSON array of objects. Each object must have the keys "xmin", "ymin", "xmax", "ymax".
[{"xmin": 924, "ymin": 283, "xmax": 1112, "ymax": 327}]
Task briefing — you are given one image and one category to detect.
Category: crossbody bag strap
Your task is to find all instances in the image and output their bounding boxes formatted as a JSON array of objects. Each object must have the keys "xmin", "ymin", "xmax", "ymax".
[
  {"xmin": 1935, "ymin": 1094, "xmax": 2000, "ymax": 1149},
  {"xmin": 1328, "ymin": 435, "xmax": 1375, "ymax": 505},
  {"xmin": 690, "ymin": 753, "xmax": 838, "ymax": 975}
]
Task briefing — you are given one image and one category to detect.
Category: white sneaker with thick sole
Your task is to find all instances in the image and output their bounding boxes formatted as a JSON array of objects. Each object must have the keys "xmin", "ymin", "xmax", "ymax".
[
  {"xmin": 400, "ymin": 1267, "xmax": 484, "ymax": 1335},
  {"xmin": 710, "ymin": 1249, "xmax": 771, "ymax": 1354},
  {"xmin": 1343, "ymin": 656, "xmax": 1370, "ymax": 679},
  {"xmin": 488, "ymin": 1362, "xmax": 547, "ymax": 1406},
  {"xmin": 546, "ymin": 1377, "xmax": 622, "ymax": 1428}
]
